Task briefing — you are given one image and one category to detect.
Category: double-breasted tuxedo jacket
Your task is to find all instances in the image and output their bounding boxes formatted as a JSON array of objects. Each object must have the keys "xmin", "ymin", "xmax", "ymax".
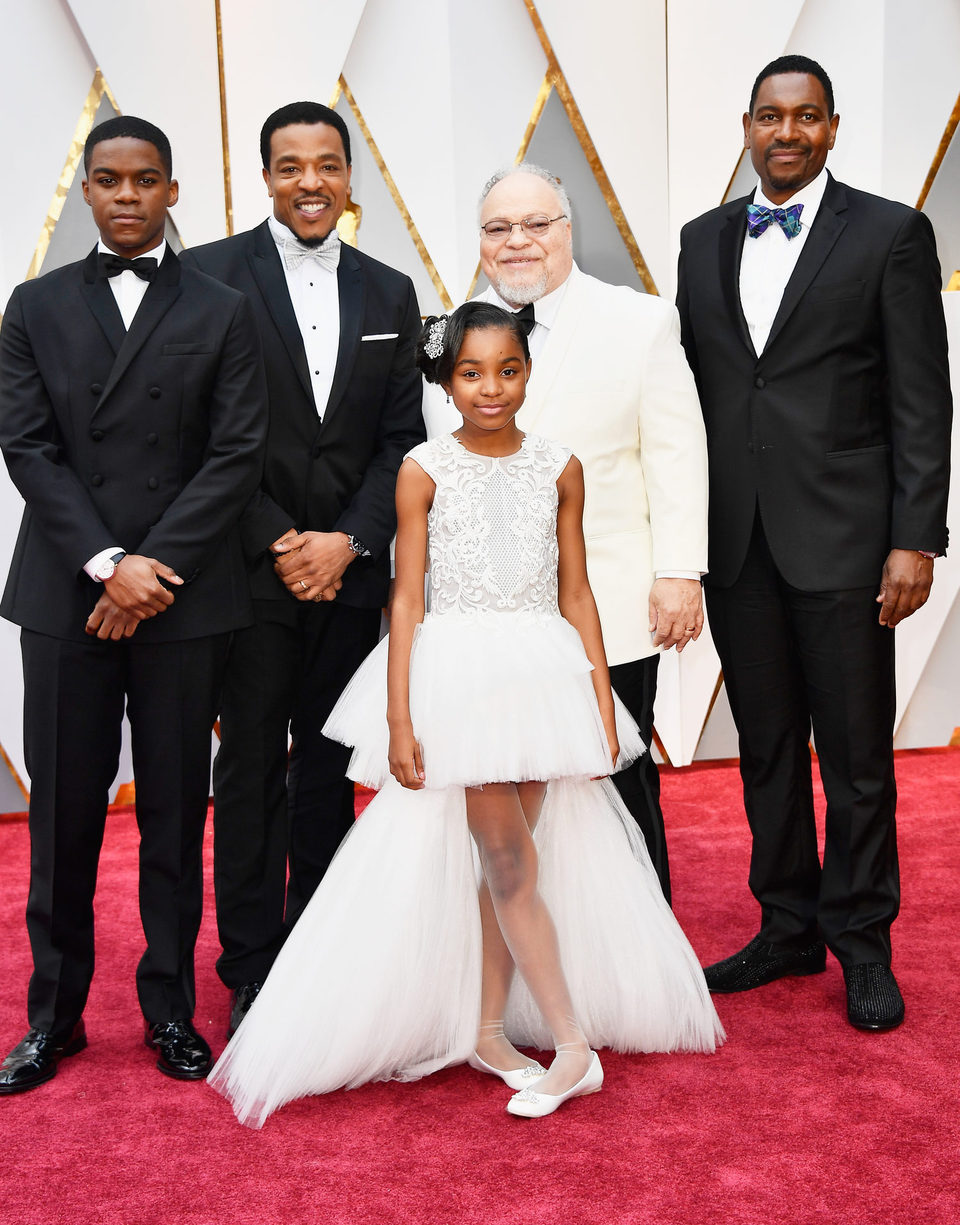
[
  {"xmin": 0, "ymin": 245, "xmax": 267, "ymax": 1031},
  {"xmin": 181, "ymin": 222, "xmax": 425, "ymax": 977},
  {"xmin": 676, "ymin": 173, "xmax": 952, "ymax": 963}
]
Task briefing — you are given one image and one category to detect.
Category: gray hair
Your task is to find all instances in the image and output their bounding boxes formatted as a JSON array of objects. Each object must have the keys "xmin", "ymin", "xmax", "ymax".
[{"xmin": 477, "ymin": 163, "xmax": 572, "ymax": 227}]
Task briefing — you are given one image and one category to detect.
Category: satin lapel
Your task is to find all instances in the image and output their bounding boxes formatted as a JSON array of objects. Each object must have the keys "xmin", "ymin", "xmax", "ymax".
[
  {"xmin": 719, "ymin": 199, "xmax": 755, "ymax": 358},
  {"xmin": 520, "ymin": 272, "xmax": 585, "ymax": 432},
  {"xmin": 763, "ymin": 180, "xmax": 848, "ymax": 354},
  {"xmin": 93, "ymin": 247, "xmax": 182, "ymax": 417},
  {"xmin": 249, "ymin": 221, "xmax": 314, "ymax": 404},
  {"xmin": 321, "ymin": 246, "xmax": 363, "ymax": 429},
  {"xmin": 79, "ymin": 247, "xmax": 126, "ymax": 355}
]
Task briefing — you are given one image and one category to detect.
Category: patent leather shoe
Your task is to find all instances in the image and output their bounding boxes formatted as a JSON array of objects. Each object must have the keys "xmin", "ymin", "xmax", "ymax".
[
  {"xmin": 0, "ymin": 1020, "xmax": 87, "ymax": 1095},
  {"xmin": 844, "ymin": 963, "xmax": 904, "ymax": 1031},
  {"xmin": 144, "ymin": 1019, "xmax": 212, "ymax": 1080},
  {"xmin": 227, "ymin": 981, "xmax": 262, "ymax": 1039},
  {"xmin": 704, "ymin": 934, "xmax": 826, "ymax": 993}
]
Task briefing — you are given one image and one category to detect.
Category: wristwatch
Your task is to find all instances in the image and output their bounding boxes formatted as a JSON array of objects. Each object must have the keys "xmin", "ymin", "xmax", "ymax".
[
  {"xmin": 93, "ymin": 551, "xmax": 127, "ymax": 582},
  {"xmin": 346, "ymin": 535, "xmax": 371, "ymax": 558}
]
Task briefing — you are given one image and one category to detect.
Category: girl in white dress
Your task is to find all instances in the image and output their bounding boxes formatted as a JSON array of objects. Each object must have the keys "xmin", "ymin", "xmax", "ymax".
[{"xmin": 208, "ymin": 303, "xmax": 723, "ymax": 1127}]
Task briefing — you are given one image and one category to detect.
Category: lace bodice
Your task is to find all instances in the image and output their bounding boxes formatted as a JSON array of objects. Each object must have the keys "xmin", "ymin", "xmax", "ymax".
[{"xmin": 407, "ymin": 434, "xmax": 572, "ymax": 618}]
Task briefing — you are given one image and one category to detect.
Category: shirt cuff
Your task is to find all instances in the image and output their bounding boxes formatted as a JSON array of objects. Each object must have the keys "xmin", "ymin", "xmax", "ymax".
[
  {"xmin": 654, "ymin": 570, "xmax": 704, "ymax": 580},
  {"xmin": 84, "ymin": 547, "xmax": 124, "ymax": 581}
]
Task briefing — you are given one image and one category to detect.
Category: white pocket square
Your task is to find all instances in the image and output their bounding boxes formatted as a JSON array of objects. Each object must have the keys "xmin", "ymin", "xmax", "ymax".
[{"xmin": 361, "ymin": 333, "xmax": 399, "ymax": 341}]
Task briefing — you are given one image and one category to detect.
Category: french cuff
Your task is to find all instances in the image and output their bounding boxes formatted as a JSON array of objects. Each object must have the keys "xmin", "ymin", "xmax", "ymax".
[
  {"xmin": 654, "ymin": 570, "xmax": 704, "ymax": 580},
  {"xmin": 84, "ymin": 546, "xmax": 124, "ymax": 582}
]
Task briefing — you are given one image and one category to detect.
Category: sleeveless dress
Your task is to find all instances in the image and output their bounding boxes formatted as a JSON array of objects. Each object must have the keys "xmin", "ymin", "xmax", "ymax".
[{"xmin": 208, "ymin": 434, "xmax": 723, "ymax": 1127}]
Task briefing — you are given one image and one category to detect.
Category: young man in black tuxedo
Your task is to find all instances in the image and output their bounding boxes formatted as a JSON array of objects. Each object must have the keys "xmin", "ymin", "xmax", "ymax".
[
  {"xmin": 0, "ymin": 117, "xmax": 266, "ymax": 1093},
  {"xmin": 181, "ymin": 102, "xmax": 424, "ymax": 1037},
  {"xmin": 677, "ymin": 56, "xmax": 952, "ymax": 1029}
]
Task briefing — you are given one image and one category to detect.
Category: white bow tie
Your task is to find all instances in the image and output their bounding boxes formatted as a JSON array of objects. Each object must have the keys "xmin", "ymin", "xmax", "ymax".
[{"xmin": 280, "ymin": 230, "xmax": 342, "ymax": 272}]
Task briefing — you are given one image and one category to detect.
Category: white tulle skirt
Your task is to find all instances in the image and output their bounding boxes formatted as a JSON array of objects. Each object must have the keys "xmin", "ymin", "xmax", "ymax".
[
  {"xmin": 208, "ymin": 610, "xmax": 723, "ymax": 1128},
  {"xmin": 324, "ymin": 611, "xmax": 646, "ymax": 790}
]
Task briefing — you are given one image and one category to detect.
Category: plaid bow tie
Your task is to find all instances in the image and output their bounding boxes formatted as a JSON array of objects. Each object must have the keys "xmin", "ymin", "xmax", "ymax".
[
  {"xmin": 280, "ymin": 230, "xmax": 342, "ymax": 272},
  {"xmin": 746, "ymin": 203, "xmax": 804, "ymax": 239}
]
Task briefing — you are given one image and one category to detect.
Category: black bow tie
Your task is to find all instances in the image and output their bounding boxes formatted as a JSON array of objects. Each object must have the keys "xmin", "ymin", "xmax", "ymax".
[
  {"xmin": 514, "ymin": 302, "xmax": 537, "ymax": 335},
  {"xmin": 98, "ymin": 252, "xmax": 159, "ymax": 282}
]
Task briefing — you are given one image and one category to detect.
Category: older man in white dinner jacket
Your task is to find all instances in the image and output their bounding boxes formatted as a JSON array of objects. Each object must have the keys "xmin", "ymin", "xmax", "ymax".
[{"xmin": 425, "ymin": 165, "xmax": 708, "ymax": 901}]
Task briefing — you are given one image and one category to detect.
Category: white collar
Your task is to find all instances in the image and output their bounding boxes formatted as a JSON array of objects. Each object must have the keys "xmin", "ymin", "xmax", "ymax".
[
  {"xmin": 753, "ymin": 167, "xmax": 830, "ymax": 231},
  {"xmin": 96, "ymin": 238, "xmax": 167, "ymax": 262},
  {"xmin": 488, "ymin": 263, "xmax": 576, "ymax": 330}
]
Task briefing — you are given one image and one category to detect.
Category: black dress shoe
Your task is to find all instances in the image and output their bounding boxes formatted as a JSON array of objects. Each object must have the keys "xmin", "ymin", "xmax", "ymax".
[
  {"xmin": 0, "ymin": 1020, "xmax": 87, "ymax": 1095},
  {"xmin": 227, "ymin": 982, "xmax": 262, "ymax": 1039},
  {"xmin": 704, "ymin": 934, "xmax": 827, "ymax": 993},
  {"xmin": 144, "ymin": 1019, "xmax": 212, "ymax": 1080},
  {"xmin": 844, "ymin": 963, "xmax": 904, "ymax": 1031}
]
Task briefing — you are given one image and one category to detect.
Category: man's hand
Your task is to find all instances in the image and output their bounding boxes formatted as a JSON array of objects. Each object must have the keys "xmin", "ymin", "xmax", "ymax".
[
  {"xmin": 85, "ymin": 593, "xmax": 140, "ymax": 640},
  {"xmin": 649, "ymin": 577, "xmax": 703, "ymax": 652},
  {"xmin": 876, "ymin": 549, "xmax": 934, "ymax": 627},
  {"xmin": 103, "ymin": 554, "xmax": 182, "ymax": 618},
  {"xmin": 273, "ymin": 531, "xmax": 355, "ymax": 600}
]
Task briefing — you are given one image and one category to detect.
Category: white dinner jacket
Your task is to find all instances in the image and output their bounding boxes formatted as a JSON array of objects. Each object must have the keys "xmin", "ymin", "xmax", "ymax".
[{"xmin": 423, "ymin": 265, "xmax": 708, "ymax": 665}]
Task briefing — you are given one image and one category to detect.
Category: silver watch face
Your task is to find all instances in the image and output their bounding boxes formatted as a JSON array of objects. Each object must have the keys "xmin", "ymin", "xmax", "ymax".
[{"xmin": 95, "ymin": 560, "xmax": 117, "ymax": 581}]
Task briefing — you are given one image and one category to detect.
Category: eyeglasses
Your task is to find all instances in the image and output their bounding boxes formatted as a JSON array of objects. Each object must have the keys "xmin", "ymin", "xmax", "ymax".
[{"xmin": 479, "ymin": 214, "xmax": 568, "ymax": 240}]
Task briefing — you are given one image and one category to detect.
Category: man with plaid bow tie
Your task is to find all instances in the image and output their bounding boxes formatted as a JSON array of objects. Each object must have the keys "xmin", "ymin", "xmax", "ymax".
[{"xmin": 677, "ymin": 55, "xmax": 952, "ymax": 1030}]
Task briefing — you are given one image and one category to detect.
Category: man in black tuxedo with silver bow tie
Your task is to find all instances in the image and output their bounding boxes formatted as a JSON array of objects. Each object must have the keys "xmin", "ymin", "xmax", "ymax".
[
  {"xmin": 182, "ymin": 101, "xmax": 424, "ymax": 1037},
  {"xmin": 677, "ymin": 56, "xmax": 952, "ymax": 1029},
  {"xmin": 0, "ymin": 117, "xmax": 266, "ymax": 1092}
]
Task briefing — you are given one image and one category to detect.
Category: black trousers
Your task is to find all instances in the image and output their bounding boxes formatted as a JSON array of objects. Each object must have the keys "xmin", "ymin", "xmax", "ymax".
[
  {"xmin": 705, "ymin": 515, "xmax": 899, "ymax": 966},
  {"xmin": 21, "ymin": 629, "xmax": 229, "ymax": 1036},
  {"xmin": 212, "ymin": 598, "xmax": 381, "ymax": 987},
  {"xmin": 608, "ymin": 654, "xmax": 671, "ymax": 903}
]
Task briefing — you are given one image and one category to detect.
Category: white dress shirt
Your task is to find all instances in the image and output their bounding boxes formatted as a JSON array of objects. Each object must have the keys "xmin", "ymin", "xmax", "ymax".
[
  {"xmin": 85, "ymin": 239, "xmax": 168, "ymax": 580},
  {"xmin": 739, "ymin": 167, "xmax": 829, "ymax": 355},
  {"xmin": 268, "ymin": 215, "xmax": 340, "ymax": 420}
]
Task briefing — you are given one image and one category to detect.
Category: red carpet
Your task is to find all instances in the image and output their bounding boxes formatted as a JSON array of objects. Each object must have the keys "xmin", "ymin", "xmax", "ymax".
[{"xmin": 1, "ymin": 752, "xmax": 958, "ymax": 1225}]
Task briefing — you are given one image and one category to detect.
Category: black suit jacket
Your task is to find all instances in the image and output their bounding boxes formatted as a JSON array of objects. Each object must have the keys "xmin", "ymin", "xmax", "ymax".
[
  {"xmin": 180, "ymin": 222, "xmax": 424, "ymax": 610},
  {"xmin": 677, "ymin": 173, "xmax": 952, "ymax": 591},
  {"xmin": 0, "ymin": 247, "xmax": 267, "ymax": 642}
]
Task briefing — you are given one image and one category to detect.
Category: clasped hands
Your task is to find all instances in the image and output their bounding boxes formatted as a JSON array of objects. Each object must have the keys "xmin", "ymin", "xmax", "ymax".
[
  {"xmin": 85, "ymin": 554, "xmax": 183, "ymax": 641},
  {"xmin": 271, "ymin": 529, "xmax": 353, "ymax": 603}
]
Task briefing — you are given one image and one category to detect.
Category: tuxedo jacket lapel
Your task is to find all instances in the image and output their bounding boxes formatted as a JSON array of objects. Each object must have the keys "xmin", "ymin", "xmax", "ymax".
[
  {"xmin": 763, "ymin": 179, "xmax": 848, "ymax": 354},
  {"xmin": 719, "ymin": 201, "xmax": 756, "ymax": 358},
  {"xmin": 91, "ymin": 247, "xmax": 182, "ymax": 417},
  {"xmin": 322, "ymin": 244, "xmax": 364, "ymax": 429},
  {"xmin": 80, "ymin": 248, "xmax": 125, "ymax": 355},
  {"xmin": 249, "ymin": 221, "xmax": 315, "ymax": 405}
]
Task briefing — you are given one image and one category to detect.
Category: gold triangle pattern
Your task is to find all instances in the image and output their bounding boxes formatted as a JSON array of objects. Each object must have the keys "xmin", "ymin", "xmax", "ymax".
[
  {"xmin": 0, "ymin": 741, "xmax": 29, "ymax": 804},
  {"xmin": 522, "ymin": 0, "xmax": 658, "ymax": 295},
  {"xmin": 214, "ymin": 0, "xmax": 234, "ymax": 237},
  {"xmin": 26, "ymin": 68, "xmax": 120, "ymax": 282},
  {"xmin": 330, "ymin": 77, "xmax": 453, "ymax": 310}
]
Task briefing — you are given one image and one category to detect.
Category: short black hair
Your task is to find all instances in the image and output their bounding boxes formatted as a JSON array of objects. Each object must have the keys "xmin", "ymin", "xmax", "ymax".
[
  {"xmin": 416, "ymin": 302, "xmax": 530, "ymax": 386},
  {"xmin": 260, "ymin": 102, "xmax": 352, "ymax": 169},
  {"xmin": 83, "ymin": 115, "xmax": 173, "ymax": 178},
  {"xmin": 749, "ymin": 55, "xmax": 835, "ymax": 117}
]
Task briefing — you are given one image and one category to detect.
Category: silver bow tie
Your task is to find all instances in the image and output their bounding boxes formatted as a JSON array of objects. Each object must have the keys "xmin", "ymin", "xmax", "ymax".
[{"xmin": 280, "ymin": 230, "xmax": 342, "ymax": 272}]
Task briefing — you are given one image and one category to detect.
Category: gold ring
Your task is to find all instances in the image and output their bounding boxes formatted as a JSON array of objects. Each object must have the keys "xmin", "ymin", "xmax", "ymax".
[{"xmin": 299, "ymin": 580, "xmax": 308, "ymax": 591}]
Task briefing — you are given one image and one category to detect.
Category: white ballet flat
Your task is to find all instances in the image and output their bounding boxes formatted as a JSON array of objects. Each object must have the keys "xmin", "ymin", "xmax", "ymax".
[
  {"xmin": 505, "ymin": 1051, "xmax": 603, "ymax": 1118},
  {"xmin": 467, "ymin": 1052, "xmax": 547, "ymax": 1092}
]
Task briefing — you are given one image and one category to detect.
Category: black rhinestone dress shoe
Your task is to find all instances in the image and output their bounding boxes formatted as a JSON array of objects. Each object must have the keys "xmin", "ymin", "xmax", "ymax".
[
  {"xmin": 844, "ymin": 963, "xmax": 904, "ymax": 1031},
  {"xmin": 704, "ymin": 934, "xmax": 827, "ymax": 993},
  {"xmin": 0, "ymin": 1020, "xmax": 87, "ymax": 1095},
  {"xmin": 144, "ymin": 1019, "xmax": 212, "ymax": 1080},
  {"xmin": 227, "ymin": 982, "xmax": 262, "ymax": 1039}
]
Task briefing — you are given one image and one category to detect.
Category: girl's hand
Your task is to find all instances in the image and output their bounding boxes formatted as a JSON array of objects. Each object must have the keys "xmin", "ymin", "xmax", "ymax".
[
  {"xmin": 388, "ymin": 723, "xmax": 426, "ymax": 790},
  {"xmin": 592, "ymin": 725, "xmax": 620, "ymax": 781}
]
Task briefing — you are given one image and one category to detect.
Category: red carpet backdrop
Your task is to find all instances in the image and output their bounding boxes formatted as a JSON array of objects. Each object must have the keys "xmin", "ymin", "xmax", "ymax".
[{"xmin": 1, "ymin": 751, "xmax": 957, "ymax": 1225}]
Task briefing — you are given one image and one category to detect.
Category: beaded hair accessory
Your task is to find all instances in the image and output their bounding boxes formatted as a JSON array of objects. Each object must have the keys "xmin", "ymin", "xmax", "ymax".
[{"xmin": 424, "ymin": 317, "xmax": 447, "ymax": 360}]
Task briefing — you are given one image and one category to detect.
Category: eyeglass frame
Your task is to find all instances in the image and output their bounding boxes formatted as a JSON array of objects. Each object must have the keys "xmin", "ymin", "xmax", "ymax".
[{"xmin": 479, "ymin": 213, "xmax": 569, "ymax": 240}]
